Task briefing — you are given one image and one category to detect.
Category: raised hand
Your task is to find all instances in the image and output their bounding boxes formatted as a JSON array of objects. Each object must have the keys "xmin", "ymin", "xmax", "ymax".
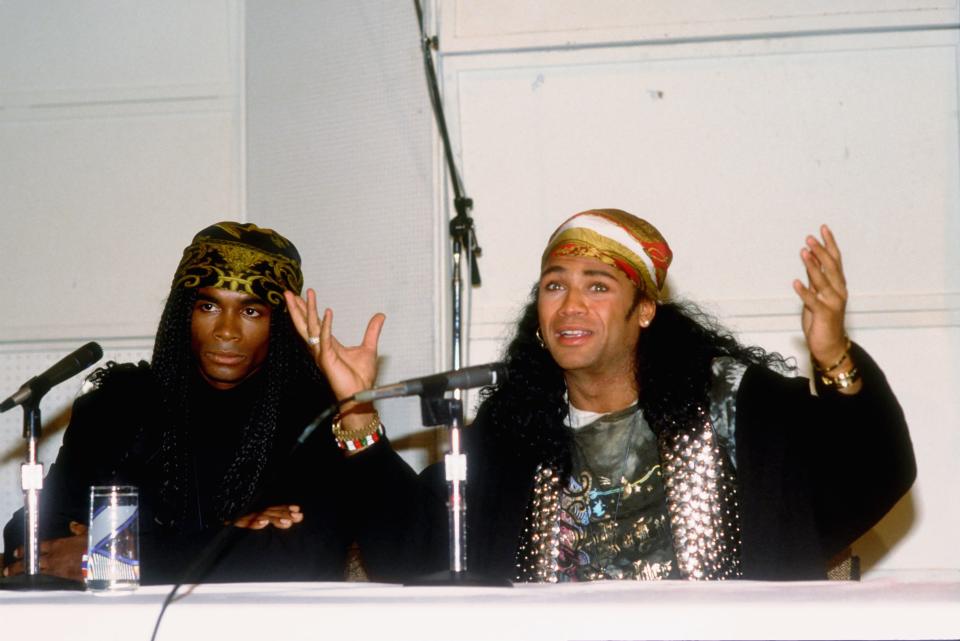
[
  {"xmin": 792, "ymin": 224, "xmax": 851, "ymax": 371},
  {"xmin": 284, "ymin": 288, "xmax": 385, "ymax": 404}
]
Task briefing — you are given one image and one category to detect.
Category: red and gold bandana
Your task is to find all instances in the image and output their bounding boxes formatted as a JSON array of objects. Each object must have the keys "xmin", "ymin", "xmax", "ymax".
[
  {"xmin": 541, "ymin": 209, "xmax": 672, "ymax": 299},
  {"xmin": 171, "ymin": 222, "xmax": 303, "ymax": 308}
]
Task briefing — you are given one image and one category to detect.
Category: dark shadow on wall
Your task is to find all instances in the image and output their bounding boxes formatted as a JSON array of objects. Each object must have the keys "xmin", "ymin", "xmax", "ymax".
[
  {"xmin": 0, "ymin": 405, "xmax": 72, "ymax": 465},
  {"xmin": 390, "ymin": 426, "xmax": 444, "ymax": 466},
  {"xmin": 854, "ymin": 489, "xmax": 917, "ymax": 573}
]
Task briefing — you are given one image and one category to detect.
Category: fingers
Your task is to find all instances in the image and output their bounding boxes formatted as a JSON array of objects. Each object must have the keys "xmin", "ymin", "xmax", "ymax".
[
  {"xmin": 802, "ymin": 226, "xmax": 847, "ymax": 297},
  {"xmin": 284, "ymin": 290, "xmax": 310, "ymax": 339},
  {"xmin": 792, "ymin": 278, "xmax": 819, "ymax": 311},
  {"xmin": 4, "ymin": 535, "xmax": 86, "ymax": 580},
  {"xmin": 3, "ymin": 560, "xmax": 22, "ymax": 576},
  {"xmin": 232, "ymin": 505, "xmax": 304, "ymax": 530},
  {"xmin": 799, "ymin": 247, "xmax": 830, "ymax": 302},
  {"xmin": 285, "ymin": 289, "xmax": 326, "ymax": 359},
  {"xmin": 820, "ymin": 224, "xmax": 843, "ymax": 267},
  {"xmin": 320, "ymin": 307, "xmax": 335, "ymax": 354},
  {"xmin": 794, "ymin": 226, "xmax": 850, "ymax": 362},
  {"xmin": 231, "ymin": 513, "xmax": 259, "ymax": 529},
  {"xmin": 259, "ymin": 505, "xmax": 303, "ymax": 527},
  {"xmin": 5, "ymin": 557, "xmax": 54, "ymax": 574},
  {"xmin": 306, "ymin": 289, "xmax": 322, "ymax": 345},
  {"xmin": 361, "ymin": 313, "xmax": 386, "ymax": 351},
  {"xmin": 68, "ymin": 521, "xmax": 87, "ymax": 536}
]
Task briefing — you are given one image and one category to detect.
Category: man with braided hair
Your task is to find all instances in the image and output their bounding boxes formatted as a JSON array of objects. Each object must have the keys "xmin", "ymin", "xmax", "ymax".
[
  {"xmin": 411, "ymin": 209, "xmax": 915, "ymax": 582},
  {"xmin": 3, "ymin": 222, "xmax": 410, "ymax": 583}
]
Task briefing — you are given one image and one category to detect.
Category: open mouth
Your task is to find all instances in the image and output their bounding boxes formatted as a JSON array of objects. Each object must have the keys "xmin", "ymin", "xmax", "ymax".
[{"xmin": 555, "ymin": 329, "xmax": 593, "ymax": 344}]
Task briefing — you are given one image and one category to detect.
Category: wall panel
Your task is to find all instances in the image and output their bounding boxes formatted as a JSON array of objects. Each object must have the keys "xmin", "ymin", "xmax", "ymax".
[
  {"xmin": 440, "ymin": 0, "xmax": 959, "ymax": 51},
  {"xmin": 442, "ymin": 22, "xmax": 959, "ymax": 572}
]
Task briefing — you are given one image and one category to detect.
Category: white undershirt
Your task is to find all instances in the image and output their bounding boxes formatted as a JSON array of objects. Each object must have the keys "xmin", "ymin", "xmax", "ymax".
[{"xmin": 564, "ymin": 397, "xmax": 639, "ymax": 430}]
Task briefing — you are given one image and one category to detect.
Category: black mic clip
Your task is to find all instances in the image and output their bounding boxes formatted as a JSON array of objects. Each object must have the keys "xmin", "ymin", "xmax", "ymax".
[{"xmin": 421, "ymin": 394, "xmax": 462, "ymax": 428}]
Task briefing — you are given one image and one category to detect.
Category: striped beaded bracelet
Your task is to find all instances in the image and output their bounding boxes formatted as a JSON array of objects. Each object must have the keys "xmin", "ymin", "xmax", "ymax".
[
  {"xmin": 336, "ymin": 424, "xmax": 384, "ymax": 451},
  {"xmin": 332, "ymin": 412, "xmax": 384, "ymax": 452}
]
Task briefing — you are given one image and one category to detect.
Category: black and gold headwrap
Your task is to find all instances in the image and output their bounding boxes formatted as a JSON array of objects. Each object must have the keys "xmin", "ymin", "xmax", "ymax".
[{"xmin": 171, "ymin": 222, "xmax": 303, "ymax": 307}]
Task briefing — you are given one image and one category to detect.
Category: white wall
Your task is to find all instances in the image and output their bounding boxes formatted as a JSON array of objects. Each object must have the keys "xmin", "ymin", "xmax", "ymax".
[
  {"xmin": 438, "ymin": 1, "xmax": 960, "ymax": 573},
  {"xmin": 0, "ymin": 1, "xmax": 245, "ymax": 537}
]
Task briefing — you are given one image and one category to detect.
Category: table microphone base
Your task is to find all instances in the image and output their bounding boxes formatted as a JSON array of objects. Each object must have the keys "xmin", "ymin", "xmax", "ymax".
[{"xmin": 405, "ymin": 570, "xmax": 512, "ymax": 587}]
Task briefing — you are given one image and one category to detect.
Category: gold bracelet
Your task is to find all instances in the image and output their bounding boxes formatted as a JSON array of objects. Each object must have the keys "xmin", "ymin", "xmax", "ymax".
[
  {"xmin": 820, "ymin": 366, "xmax": 860, "ymax": 389},
  {"xmin": 331, "ymin": 411, "xmax": 381, "ymax": 440},
  {"xmin": 813, "ymin": 336, "xmax": 852, "ymax": 374}
]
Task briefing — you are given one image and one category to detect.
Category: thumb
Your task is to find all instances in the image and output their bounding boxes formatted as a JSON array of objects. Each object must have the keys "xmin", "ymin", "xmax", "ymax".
[{"xmin": 362, "ymin": 313, "xmax": 386, "ymax": 350}]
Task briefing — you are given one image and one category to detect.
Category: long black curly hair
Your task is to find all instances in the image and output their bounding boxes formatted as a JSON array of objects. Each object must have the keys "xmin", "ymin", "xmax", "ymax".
[
  {"xmin": 149, "ymin": 286, "xmax": 328, "ymax": 528},
  {"xmin": 477, "ymin": 285, "xmax": 792, "ymax": 470}
]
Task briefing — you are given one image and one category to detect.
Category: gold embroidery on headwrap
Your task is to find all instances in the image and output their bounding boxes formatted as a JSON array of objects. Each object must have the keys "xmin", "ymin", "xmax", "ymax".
[
  {"xmin": 171, "ymin": 223, "xmax": 303, "ymax": 307},
  {"xmin": 213, "ymin": 222, "xmax": 293, "ymax": 252}
]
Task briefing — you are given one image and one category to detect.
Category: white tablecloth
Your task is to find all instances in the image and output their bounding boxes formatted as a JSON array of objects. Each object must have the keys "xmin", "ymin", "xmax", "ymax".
[{"xmin": 2, "ymin": 570, "xmax": 957, "ymax": 641}]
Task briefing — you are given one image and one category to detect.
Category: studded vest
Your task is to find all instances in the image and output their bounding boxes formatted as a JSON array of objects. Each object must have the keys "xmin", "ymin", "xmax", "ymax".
[{"xmin": 515, "ymin": 359, "xmax": 747, "ymax": 582}]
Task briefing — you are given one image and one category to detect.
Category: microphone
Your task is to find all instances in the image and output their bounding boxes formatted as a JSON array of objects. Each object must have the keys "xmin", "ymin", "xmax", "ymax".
[
  {"xmin": 351, "ymin": 362, "xmax": 507, "ymax": 403},
  {"xmin": 0, "ymin": 341, "xmax": 104, "ymax": 413}
]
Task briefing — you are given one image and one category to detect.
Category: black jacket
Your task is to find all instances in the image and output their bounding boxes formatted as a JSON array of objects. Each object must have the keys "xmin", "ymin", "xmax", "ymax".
[
  {"xmin": 2, "ymin": 362, "xmax": 416, "ymax": 584},
  {"xmin": 417, "ymin": 344, "xmax": 916, "ymax": 581}
]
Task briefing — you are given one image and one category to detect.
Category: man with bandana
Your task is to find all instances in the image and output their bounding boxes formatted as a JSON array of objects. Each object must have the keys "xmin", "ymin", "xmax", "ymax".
[
  {"xmin": 2, "ymin": 222, "xmax": 411, "ymax": 583},
  {"xmin": 409, "ymin": 209, "xmax": 915, "ymax": 581}
]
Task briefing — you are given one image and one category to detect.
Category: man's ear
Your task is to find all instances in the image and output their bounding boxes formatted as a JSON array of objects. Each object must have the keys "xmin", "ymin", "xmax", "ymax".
[{"xmin": 637, "ymin": 298, "xmax": 656, "ymax": 328}]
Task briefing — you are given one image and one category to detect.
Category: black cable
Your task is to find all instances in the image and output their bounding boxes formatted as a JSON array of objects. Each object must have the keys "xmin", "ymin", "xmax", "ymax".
[{"xmin": 149, "ymin": 400, "xmax": 342, "ymax": 641}]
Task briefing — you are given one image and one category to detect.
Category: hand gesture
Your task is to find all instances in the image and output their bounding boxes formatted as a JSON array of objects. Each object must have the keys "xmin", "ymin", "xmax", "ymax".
[
  {"xmin": 2, "ymin": 521, "xmax": 86, "ymax": 582},
  {"xmin": 284, "ymin": 288, "xmax": 385, "ymax": 402},
  {"xmin": 232, "ymin": 504, "xmax": 304, "ymax": 530},
  {"xmin": 792, "ymin": 224, "xmax": 849, "ymax": 368}
]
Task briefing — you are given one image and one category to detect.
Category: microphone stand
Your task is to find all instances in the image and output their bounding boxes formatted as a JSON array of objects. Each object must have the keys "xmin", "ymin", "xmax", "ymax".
[
  {"xmin": 413, "ymin": 0, "xmax": 482, "ymax": 373},
  {"xmin": 408, "ymin": 392, "xmax": 509, "ymax": 586},
  {"xmin": 410, "ymin": 0, "xmax": 505, "ymax": 588},
  {"xmin": 0, "ymin": 397, "xmax": 83, "ymax": 590}
]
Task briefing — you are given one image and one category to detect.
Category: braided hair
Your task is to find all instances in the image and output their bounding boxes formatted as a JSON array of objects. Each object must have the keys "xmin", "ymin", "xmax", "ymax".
[
  {"xmin": 477, "ymin": 285, "xmax": 792, "ymax": 470},
  {"xmin": 150, "ymin": 287, "xmax": 327, "ymax": 527}
]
